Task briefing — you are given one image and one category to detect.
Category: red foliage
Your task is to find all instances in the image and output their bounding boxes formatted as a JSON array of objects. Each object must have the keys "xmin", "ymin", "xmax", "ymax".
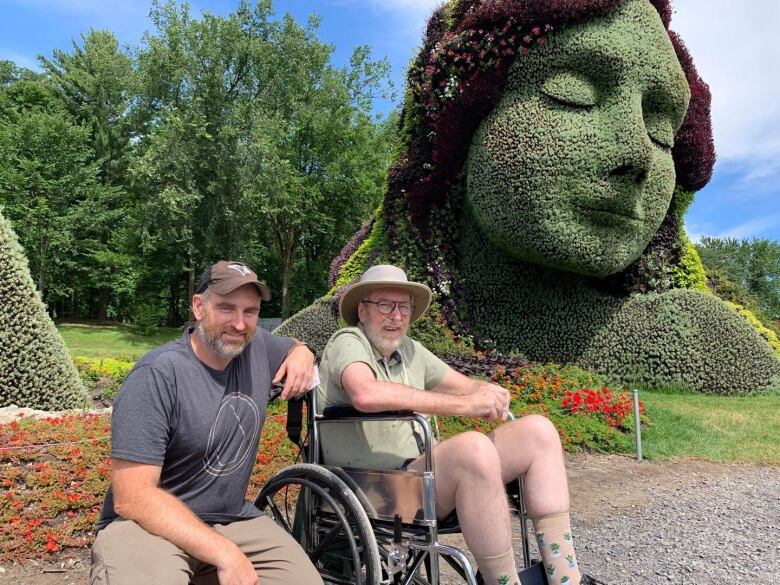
[{"xmin": 561, "ymin": 387, "xmax": 644, "ymax": 429}]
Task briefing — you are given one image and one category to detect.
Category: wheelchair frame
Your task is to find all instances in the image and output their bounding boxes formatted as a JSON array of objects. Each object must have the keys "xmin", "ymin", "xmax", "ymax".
[{"xmin": 254, "ymin": 391, "xmax": 543, "ymax": 585}]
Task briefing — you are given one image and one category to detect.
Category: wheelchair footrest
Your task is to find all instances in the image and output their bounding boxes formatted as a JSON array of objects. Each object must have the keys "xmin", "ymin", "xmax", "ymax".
[{"xmin": 518, "ymin": 560, "xmax": 548, "ymax": 585}]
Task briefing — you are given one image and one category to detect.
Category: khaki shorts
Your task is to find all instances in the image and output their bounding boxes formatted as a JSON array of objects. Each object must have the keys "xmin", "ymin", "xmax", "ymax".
[{"xmin": 90, "ymin": 515, "xmax": 322, "ymax": 585}]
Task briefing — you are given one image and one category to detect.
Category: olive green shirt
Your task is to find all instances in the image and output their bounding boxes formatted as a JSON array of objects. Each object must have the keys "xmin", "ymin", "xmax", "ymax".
[{"xmin": 316, "ymin": 324, "xmax": 449, "ymax": 469}]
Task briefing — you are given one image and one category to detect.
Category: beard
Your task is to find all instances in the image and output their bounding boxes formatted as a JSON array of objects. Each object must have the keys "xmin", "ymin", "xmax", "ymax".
[
  {"xmin": 196, "ymin": 318, "xmax": 249, "ymax": 360},
  {"xmin": 363, "ymin": 319, "xmax": 405, "ymax": 357}
]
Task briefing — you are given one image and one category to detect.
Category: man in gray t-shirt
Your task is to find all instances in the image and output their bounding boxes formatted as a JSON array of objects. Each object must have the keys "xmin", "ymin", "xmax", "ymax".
[{"xmin": 91, "ymin": 261, "xmax": 322, "ymax": 585}]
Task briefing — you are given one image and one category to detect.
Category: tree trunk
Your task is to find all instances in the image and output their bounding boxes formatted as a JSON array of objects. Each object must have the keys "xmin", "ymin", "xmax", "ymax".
[
  {"xmin": 187, "ymin": 263, "xmax": 195, "ymax": 322},
  {"xmin": 98, "ymin": 288, "xmax": 109, "ymax": 322}
]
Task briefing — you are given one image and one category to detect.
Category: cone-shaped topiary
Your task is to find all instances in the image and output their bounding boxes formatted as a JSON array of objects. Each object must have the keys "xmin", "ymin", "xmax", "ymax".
[
  {"xmin": 0, "ymin": 210, "xmax": 87, "ymax": 410},
  {"xmin": 278, "ymin": 0, "xmax": 780, "ymax": 394}
]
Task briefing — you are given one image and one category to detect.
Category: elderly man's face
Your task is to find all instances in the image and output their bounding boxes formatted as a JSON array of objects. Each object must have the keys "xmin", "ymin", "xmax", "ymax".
[
  {"xmin": 193, "ymin": 284, "xmax": 261, "ymax": 359},
  {"xmin": 357, "ymin": 287, "xmax": 413, "ymax": 357},
  {"xmin": 465, "ymin": 0, "xmax": 690, "ymax": 277}
]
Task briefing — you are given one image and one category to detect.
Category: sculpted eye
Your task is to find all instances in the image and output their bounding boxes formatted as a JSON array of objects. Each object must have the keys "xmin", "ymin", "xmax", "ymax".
[
  {"xmin": 644, "ymin": 113, "xmax": 675, "ymax": 150},
  {"xmin": 541, "ymin": 71, "xmax": 598, "ymax": 108}
]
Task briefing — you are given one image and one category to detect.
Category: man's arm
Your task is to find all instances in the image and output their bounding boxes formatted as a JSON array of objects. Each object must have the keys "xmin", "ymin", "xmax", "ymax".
[
  {"xmin": 340, "ymin": 362, "xmax": 508, "ymax": 420},
  {"xmin": 111, "ymin": 459, "xmax": 259, "ymax": 585},
  {"xmin": 272, "ymin": 341, "xmax": 315, "ymax": 400}
]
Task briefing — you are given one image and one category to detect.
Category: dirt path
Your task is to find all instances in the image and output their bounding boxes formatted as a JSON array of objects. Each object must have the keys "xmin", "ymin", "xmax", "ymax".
[{"xmin": 0, "ymin": 453, "xmax": 772, "ymax": 584}]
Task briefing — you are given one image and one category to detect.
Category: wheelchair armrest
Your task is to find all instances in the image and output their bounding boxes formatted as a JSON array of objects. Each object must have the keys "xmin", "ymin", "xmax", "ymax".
[
  {"xmin": 321, "ymin": 405, "xmax": 415, "ymax": 418},
  {"xmin": 314, "ymin": 407, "xmax": 435, "ymax": 472}
]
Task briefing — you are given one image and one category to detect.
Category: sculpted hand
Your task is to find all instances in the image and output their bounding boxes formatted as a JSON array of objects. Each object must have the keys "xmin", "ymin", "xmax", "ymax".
[
  {"xmin": 216, "ymin": 547, "xmax": 259, "ymax": 585},
  {"xmin": 273, "ymin": 343, "xmax": 315, "ymax": 400}
]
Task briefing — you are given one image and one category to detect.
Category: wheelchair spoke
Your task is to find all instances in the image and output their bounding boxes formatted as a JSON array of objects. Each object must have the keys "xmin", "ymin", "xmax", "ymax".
[{"xmin": 262, "ymin": 494, "xmax": 294, "ymax": 534}]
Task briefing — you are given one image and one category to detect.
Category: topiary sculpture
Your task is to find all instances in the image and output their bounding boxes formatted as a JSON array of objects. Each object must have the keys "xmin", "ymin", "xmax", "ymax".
[
  {"xmin": 279, "ymin": 0, "xmax": 780, "ymax": 394},
  {"xmin": 0, "ymin": 210, "xmax": 87, "ymax": 409}
]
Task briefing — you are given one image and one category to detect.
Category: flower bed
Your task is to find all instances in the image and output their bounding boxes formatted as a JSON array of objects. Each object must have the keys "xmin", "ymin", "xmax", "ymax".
[{"xmin": 0, "ymin": 366, "xmax": 644, "ymax": 561}]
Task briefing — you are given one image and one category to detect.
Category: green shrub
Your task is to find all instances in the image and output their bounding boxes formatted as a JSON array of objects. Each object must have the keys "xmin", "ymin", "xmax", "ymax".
[
  {"xmin": 0, "ymin": 211, "xmax": 87, "ymax": 409},
  {"xmin": 73, "ymin": 356, "xmax": 135, "ymax": 401}
]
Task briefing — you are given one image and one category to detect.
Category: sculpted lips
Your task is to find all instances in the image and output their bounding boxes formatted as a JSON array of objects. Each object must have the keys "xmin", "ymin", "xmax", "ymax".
[{"xmin": 575, "ymin": 204, "xmax": 644, "ymax": 225}]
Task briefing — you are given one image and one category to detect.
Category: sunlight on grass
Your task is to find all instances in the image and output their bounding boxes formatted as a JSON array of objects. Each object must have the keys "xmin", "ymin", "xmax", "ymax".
[
  {"xmin": 57, "ymin": 322, "xmax": 181, "ymax": 360},
  {"xmin": 641, "ymin": 391, "xmax": 780, "ymax": 464}
]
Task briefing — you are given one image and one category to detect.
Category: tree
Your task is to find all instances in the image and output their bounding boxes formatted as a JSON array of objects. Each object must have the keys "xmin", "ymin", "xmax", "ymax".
[
  {"xmin": 39, "ymin": 30, "xmax": 136, "ymax": 320},
  {"xmin": 697, "ymin": 237, "xmax": 780, "ymax": 322},
  {"xmin": 0, "ymin": 209, "xmax": 86, "ymax": 409},
  {"xmin": 238, "ymin": 14, "xmax": 393, "ymax": 317}
]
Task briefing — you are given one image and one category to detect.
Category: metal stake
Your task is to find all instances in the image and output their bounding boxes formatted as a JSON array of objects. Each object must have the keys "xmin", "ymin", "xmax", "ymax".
[{"xmin": 632, "ymin": 389, "xmax": 642, "ymax": 461}]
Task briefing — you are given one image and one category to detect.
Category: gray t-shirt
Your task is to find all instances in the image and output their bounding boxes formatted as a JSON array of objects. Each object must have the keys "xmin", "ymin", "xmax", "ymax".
[{"xmin": 97, "ymin": 327, "xmax": 293, "ymax": 530}]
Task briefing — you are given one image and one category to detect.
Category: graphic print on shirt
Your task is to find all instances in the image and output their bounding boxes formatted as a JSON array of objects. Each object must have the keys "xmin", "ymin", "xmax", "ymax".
[{"xmin": 203, "ymin": 392, "xmax": 260, "ymax": 476}]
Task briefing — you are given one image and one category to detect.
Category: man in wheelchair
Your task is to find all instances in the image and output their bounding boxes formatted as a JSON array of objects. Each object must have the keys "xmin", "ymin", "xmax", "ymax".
[{"xmin": 317, "ymin": 265, "xmax": 605, "ymax": 585}]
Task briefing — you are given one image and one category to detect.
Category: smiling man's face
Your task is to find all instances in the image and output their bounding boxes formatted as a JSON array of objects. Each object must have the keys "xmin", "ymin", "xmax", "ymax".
[
  {"xmin": 465, "ymin": 0, "xmax": 690, "ymax": 277},
  {"xmin": 357, "ymin": 287, "xmax": 413, "ymax": 359},
  {"xmin": 193, "ymin": 284, "xmax": 261, "ymax": 361}
]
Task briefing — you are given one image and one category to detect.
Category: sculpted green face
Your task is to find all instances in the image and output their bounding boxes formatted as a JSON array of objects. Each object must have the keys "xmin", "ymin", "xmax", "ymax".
[{"xmin": 465, "ymin": 0, "xmax": 690, "ymax": 277}]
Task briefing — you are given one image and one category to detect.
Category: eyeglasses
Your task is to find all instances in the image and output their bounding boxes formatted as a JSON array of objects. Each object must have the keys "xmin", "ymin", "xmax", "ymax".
[{"xmin": 361, "ymin": 300, "xmax": 414, "ymax": 316}]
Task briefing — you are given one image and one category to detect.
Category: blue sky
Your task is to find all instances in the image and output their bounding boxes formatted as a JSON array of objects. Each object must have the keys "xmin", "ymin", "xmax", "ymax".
[{"xmin": 1, "ymin": 0, "xmax": 778, "ymax": 242}]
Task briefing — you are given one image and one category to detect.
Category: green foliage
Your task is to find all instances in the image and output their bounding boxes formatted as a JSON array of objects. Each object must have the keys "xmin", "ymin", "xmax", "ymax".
[
  {"xmin": 0, "ymin": 211, "xmax": 87, "ymax": 409},
  {"xmin": 281, "ymin": 1, "xmax": 780, "ymax": 397},
  {"xmin": 464, "ymin": 0, "xmax": 689, "ymax": 278},
  {"xmin": 273, "ymin": 297, "xmax": 340, "ymax": 356},
  {"xmin": 577, "ymin": 289, "xmax": 780, "ymax": 395},
  {"xmin": 696, "ymin": 237, "xmax": 780, "ymax": 321},
  {"xmin": 330, "ymin": 206, "xmax": 388, "ymax": 292},
  {"xmin": 724, "ymin": 302, "xmax": 780, "ymax": 355},
  {"xmin": 73, "ymin": 356, "xmax": 134, "ymax": 400},
  {"xmin": 0, "ymin": 2, "xmax": 395, "ymax": 326},
  {"xmin": 408, "ymin": 303, "xmax": 474, "ymax": 357},
  {"xmin": 671, "ymin": 235, "xmax": 709, "ymax": 293}
]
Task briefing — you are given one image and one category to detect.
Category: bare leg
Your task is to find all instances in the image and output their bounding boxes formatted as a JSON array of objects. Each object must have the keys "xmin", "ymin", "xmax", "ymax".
[
  {"xmin": 487, "ymin": 414, "xmax": 569, "ymax": 518},
  {"xmin": 407, "ymin": 431, "xmax": 510, "ymax": 557}
]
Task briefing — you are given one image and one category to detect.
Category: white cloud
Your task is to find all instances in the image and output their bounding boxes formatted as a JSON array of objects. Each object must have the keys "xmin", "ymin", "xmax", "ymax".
[
  {"xmin": 671, "ymin": 0, "xmax": 780, "ymax": 177},
  {"xmin": 718, "ymin": 214, "xmax": 780, "ymax": 240}
]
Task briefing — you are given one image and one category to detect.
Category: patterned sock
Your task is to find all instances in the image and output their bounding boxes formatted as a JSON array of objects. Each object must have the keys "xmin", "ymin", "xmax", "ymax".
[
  {"xmin": 474, "ymin": 546, "xmax": 520, "ymax": 585},
  {"xmin": 533, "ymin": 512, "xmax": 582, "ymax": 585}
]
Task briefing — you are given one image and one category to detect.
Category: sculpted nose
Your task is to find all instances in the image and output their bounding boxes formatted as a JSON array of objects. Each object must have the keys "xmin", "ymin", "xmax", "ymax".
[{"xmin": 606, "ymin": 95, "xmax": 653, "ymax": 185}]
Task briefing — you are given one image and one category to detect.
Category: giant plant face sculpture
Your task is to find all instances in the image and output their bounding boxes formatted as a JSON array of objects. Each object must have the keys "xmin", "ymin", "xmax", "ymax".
[{"xmin": 465, "ymin": 0, "xmax": 690, "ymax": 276}]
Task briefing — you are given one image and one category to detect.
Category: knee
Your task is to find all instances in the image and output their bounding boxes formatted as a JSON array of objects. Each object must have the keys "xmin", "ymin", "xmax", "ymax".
[
  {"xmin": 515, "ymin": 415, "xmax": 562, "ymax": 453},
  {"xmin": 454, "ymin": 431, "xmax": 502, "ymax": 477}
]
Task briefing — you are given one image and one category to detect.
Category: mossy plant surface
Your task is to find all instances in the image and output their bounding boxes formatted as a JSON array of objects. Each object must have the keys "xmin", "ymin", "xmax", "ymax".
[
  {"xmin": 0, "ymin": 212, "xmax": 87, "ymax": 409},
  {"xmin": 281, "ymin": 0, "xmax": 780, "ymax": 394}
]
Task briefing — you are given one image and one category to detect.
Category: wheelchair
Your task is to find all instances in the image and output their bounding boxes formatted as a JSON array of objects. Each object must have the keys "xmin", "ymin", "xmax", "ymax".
[{"xmin": 254, "ymin": 390, "xmax": 548, "ymax": 585}]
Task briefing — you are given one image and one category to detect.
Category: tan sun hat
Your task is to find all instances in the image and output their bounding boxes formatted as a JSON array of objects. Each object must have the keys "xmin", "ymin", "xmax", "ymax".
[{"xmin": 339, "ymin": 264, "xmax": 432, "ymax": 326}]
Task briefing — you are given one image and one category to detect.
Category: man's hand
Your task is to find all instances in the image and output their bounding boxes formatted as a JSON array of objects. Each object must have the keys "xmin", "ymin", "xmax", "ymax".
[
  {"xmin": 465, "ymin": 381, "xmax": 510, "ymax": 421},
  {"xmin": 216, "ymin": 545, "xmax": 260, "ymax": 585},
  {"xmin": 273, "ymin": 343, "xmax": 315, "ymax": 400}
]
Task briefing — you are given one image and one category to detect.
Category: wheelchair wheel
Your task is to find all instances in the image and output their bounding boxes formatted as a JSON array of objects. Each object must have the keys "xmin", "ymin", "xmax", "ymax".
[{"xmin": 255, "ymin": 464, "xmax": 381, "ymax": 585}]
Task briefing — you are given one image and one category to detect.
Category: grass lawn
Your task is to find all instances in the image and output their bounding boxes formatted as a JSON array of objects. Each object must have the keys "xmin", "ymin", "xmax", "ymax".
[
  {"xmin": 56, "ymin": 322, "xmax": 181, "ymax": 359},
  {"xmin": 640, "ymin": 390, "xmax": 780, "ymax": 465}
]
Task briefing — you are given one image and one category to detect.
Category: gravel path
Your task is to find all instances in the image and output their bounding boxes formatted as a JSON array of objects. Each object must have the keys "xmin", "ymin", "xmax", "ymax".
[
  {"xmin": 437, "ymin": 455, "xmax": 780, "ymax": 585},
  {"xmin": 571, "ymin": 465, "xmax": 779, "ymax": 584}
]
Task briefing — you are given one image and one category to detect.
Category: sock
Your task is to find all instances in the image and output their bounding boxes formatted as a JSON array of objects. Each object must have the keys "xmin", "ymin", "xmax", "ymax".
[
  {"xmin": 532, "ymin": 512, "xmax": 582, "ymax": 585},
  {"xmin": 474, "ymin": 546, "xmax": 520, "ymax": 585}
]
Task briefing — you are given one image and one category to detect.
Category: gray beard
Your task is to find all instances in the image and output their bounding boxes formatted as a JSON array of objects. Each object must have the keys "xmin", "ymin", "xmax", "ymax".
[
  {"xmin": 196, "ymin": 320, "xmax": 247, "ymax": 360},
  {"xmin": 364, "ymin": 325, "xmax": 403, "ymax": 357}
]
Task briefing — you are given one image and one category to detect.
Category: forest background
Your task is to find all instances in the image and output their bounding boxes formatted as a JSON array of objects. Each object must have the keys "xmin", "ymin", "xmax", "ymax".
[{"xmin": 0, "ymin": 0, "xmax": 778, "ymax": 334}]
